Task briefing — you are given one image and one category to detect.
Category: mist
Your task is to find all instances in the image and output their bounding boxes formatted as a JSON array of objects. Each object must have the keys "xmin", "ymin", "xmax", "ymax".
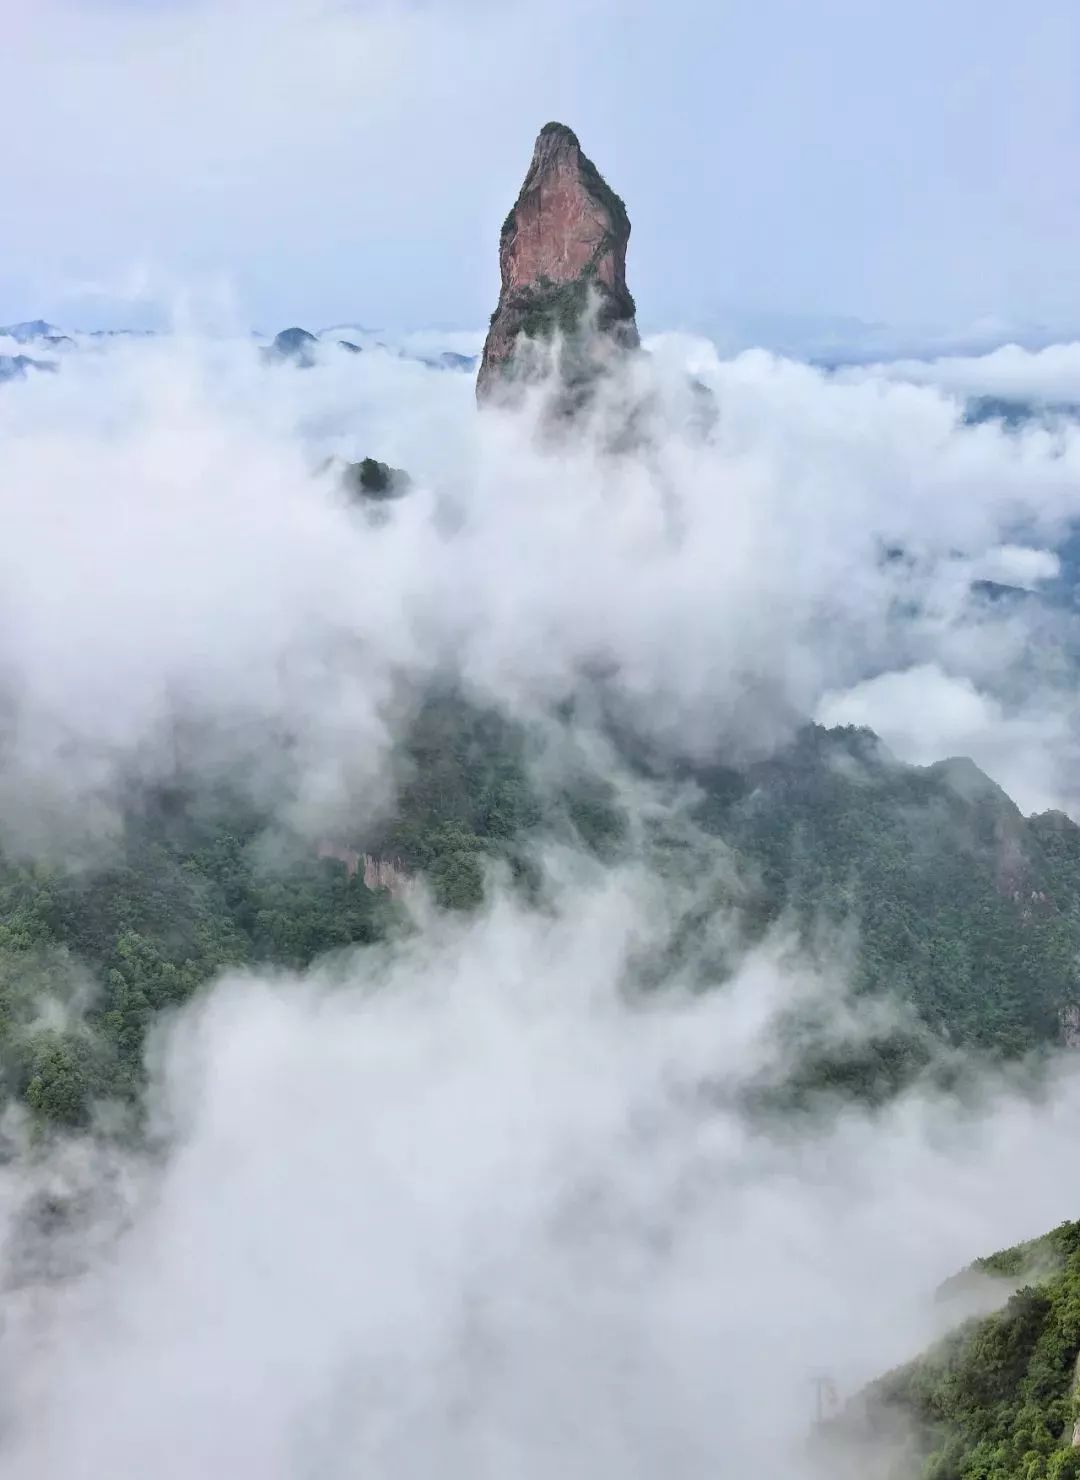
[
  {"xmin": 3, "ymin": 330, "xmax": 1080, "ymax": 837},
  {"xmin": 3, "ymin": 320, "xmax": 1080, "ymax": 1474},
  {"xmin": 2, "ymin": 868, "xmax": 1079, "ymax": 1479}
]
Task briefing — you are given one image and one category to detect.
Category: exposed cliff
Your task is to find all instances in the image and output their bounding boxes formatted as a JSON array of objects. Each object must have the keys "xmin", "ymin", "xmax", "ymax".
[
  {"xmin": 476, "ymin": 122, "xmax": 639, "ymax": 408},
  {"xmin": 314, "ymin": 841, "xmax": 411, "ymax": 898}
]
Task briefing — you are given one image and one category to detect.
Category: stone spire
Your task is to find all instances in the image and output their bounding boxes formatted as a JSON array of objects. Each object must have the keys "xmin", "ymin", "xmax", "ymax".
[{"xmin": 476, "ymin": 122, "xmax": 638, "ymax": 407}]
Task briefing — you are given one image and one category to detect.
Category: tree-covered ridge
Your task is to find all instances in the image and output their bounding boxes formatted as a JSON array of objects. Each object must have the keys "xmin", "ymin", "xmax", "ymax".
[
  {"xmin": 0, "ymin": 797, "xmax": 395, "ymax": 1128},
  {"xmin": 715, "ymin": 726, "xmax": 1080, "ymax": 1060},
  {"xmin": 341, "ymin": 456, "xmax": 411, "ymax": 501},
  {"xmin": 2, "ymin": 697, "xmax": 1080, "ymax": 1132},
  {"xmin": 835, "ymin": 1222, "xmax": 1080, "ymax": 1480},
  {"xmin": 0, "ymin": 693, "xmax": 625, "ymax": 1128}
]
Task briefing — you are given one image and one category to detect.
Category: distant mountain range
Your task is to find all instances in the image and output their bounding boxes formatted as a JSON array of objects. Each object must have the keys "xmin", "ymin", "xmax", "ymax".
[
  {"xmin": 0, "ymin": 317, "xmax": 481, "ymax": 379},
  {"xmin": 0, "ymin": 319, "xmax": 59, "ymax": 343},
  {"xmin": 261, "ymin": 323, "xmax": 477, "ymax": 371},
  {"xmin": 0, "ymin": 320, "xmax": 144, "ymax": 344}
]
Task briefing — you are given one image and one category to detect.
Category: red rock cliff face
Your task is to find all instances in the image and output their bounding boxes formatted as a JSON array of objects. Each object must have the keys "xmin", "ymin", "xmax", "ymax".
[{"xmin": 476, "ymin": 122, "xmax": 638, "ymax": 404}]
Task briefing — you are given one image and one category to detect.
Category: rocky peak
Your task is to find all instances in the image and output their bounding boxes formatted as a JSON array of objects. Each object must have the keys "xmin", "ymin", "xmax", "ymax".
[{"xmin": 476, "ymin": 122, "xmax": 638, "ymax": 407}]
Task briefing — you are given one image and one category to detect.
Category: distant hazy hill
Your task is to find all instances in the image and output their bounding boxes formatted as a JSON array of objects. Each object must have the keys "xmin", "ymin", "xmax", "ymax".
[
  {"xmin": 4, "ymin": 698, "xmax": 1080, "ymax": 1128},
  {"xmin": 263, "ymin": 325, "xmax": 320, "ymax": 366},
  {"xmin": 0, "ymin": 353, "xmax": 56, "ymax": 382},
  {"xmin": 0, "ymin": 318, "xmax": 59, "ymax": 343}
]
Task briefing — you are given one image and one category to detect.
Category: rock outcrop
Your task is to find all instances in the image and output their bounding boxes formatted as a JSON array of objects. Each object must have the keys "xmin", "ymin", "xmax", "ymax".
[
  {"xmin": 315, "ymin": 454, "xmax": 412, "ymax": 506},
  {"xmin": 476, "ymin": 122, "xmax": 638, "ymax": 407},
  {"xmin": 315, "ymin": 841, "xmax": 411, "ymax": 898},
  {"xmin": 341, "ymin": 456, "xmax": 411, "ymax": 502}
]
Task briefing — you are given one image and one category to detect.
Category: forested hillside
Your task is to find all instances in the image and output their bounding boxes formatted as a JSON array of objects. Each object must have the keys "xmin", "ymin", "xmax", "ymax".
[
  {"xmin": 831, "ymin": 1221, "xmax": 1080, "ymax": 1480},
  {"xmin": 3, "ymin": 692, "xmax": 1079, "ymax": 1132}
]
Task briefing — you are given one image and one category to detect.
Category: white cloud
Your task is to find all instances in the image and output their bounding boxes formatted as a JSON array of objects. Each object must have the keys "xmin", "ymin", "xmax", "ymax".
[
  {"xmin": 2, "ymin": 279, "xmax": 1080, "ymax": 1478},
  {"xmin": 856, "ymin": 339, "xmax": 1080, "ymax": 406},
  {"xmin": 968, "ymin": 543, "xmax": 1060, "ymax": 588},
  {"xmin": 1, "ymin": 875, "xmax": 1078, "ymax": 1477},
  {"xmin": 817, "ymin": 664, "xmax": 1075, "ymax": 815},
  {"xmin": 3, "ymin": 331, "xmax": 1080, "ymax": 839}
]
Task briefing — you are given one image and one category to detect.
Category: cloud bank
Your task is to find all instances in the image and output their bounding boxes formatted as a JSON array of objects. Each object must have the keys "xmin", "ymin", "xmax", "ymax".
[
  {"xmin": 1, "ymin": 323, "xmax": 1080, "ymax": 1473},
  {"xmin": 2, "ymin": 872, "xmax": 1080, "ymax": 1479},
  {"xmin": 3, "ymin": 331, "xmax": 1080, "ymax": 836}
]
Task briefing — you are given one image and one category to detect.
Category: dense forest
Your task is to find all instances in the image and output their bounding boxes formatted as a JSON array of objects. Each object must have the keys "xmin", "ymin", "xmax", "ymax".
[
  {"xmin": 2, "ymin": 689, "xmax": 1079, "ymax": 1133},
  {"xmin": 830, "ymin": 1220, "xmax": 1080, "ymax": 1480}
]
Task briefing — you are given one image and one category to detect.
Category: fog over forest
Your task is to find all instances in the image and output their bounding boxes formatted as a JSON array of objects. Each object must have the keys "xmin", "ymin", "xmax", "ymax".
[{"xmin": 5, "ymin": 3, "xmax": 1080, "ymax": 1477}]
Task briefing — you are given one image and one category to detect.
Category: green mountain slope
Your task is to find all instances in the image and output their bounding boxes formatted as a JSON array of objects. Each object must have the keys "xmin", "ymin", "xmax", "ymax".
[
  {"xmin": 2, "ymin": 697, "xmax": 1080, "ymax": 1130},
  {"xmin": 832, "ymin": 1221, "xmax": 1080, "ymax": 1480}
]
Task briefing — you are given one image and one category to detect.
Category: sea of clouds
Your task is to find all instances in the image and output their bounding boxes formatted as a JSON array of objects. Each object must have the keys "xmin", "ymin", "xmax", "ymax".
[
  {"xmin": 3, "ymin": 327, "xmax": 1080, "ymax": 1474},
  {"xmin": 3, "ymin": 327, "xmax": 1080, "ymax": 829}
]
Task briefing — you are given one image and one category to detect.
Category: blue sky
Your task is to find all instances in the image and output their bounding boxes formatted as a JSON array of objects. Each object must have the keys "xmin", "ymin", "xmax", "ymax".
[{"xmin": 5, "ymin": 0, "xmax": 1080, "ymax": 348}]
